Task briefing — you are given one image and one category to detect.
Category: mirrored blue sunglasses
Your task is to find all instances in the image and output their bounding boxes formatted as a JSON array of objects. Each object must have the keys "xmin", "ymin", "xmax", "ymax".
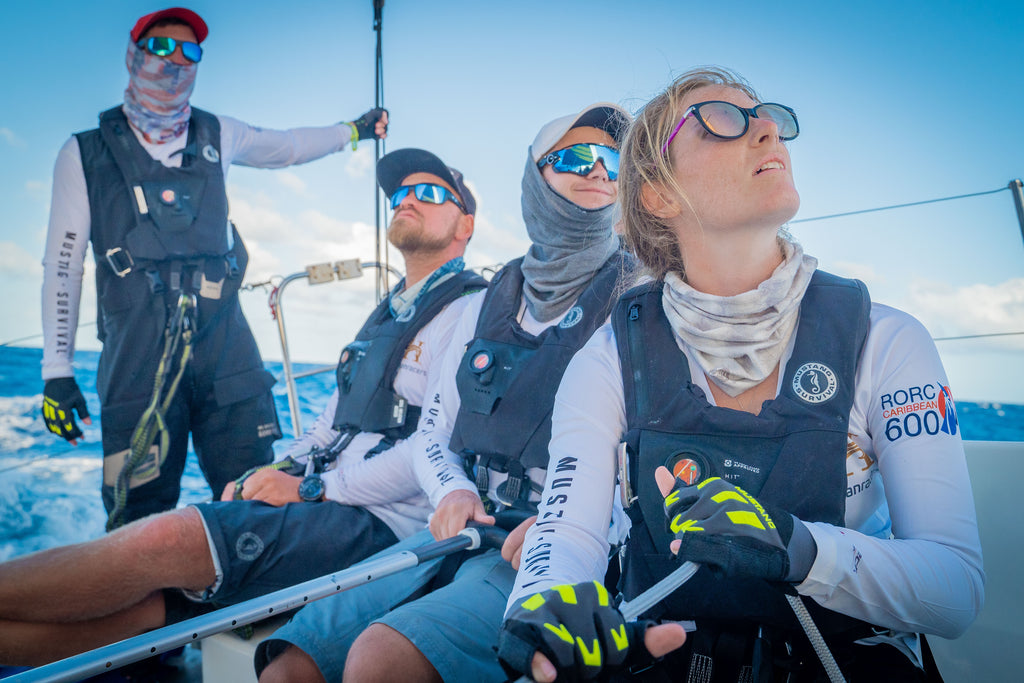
[
  {"xmin": 389, "ymin": 183, "xmax": 466, "ymax": 213},
  {"xmin": 137, "ymin": 36, "xmax": 203, "ymax": 64},
  {"xmin": 537, "ymin": 143, "xmax": 620, "ymax": 181}
]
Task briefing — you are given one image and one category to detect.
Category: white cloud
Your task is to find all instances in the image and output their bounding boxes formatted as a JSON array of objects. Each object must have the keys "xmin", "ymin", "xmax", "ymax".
[
  {"xmin": 227, "ymin": 192, "xmax": 294, "ymax": 241},
  {"xmin": 0, "ymin": 242, "xmax": 42, "ymax": 277},
  {"xmin": 296, "ymin": 209, "xmax": 358, "ymax": 244},
  {"xmin": 829, "ymin": 260, "xmax": 884, "ymax": 287},
  {"xmin": 465, "ymin": 211, "xmax": 530, "ymax": 271},
  {"xmin": 241, "ymin": 238, "xmax": 284, "ymax": 281},
  {"xmin": 343, "ymin": 147, "xmax": 374, "ymax": 179},
  {"xmin": 0, "ymin": 128, "xmax": 25, "ymax": 148},
  {"xmin": 275, "ymin": 171, "xmax": 310, "ymax": 197},
  {"xmin": 907, "ymin": 277, "xmax": 1024, "ymax": 350}
]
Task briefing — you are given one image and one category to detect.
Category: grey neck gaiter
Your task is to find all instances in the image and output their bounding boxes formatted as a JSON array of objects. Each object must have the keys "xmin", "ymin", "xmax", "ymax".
[
  {"xmin": 519, "ymin": 153, "xmax": 619, "ymax": 322},
  {"xmin": 661, "ymin": 241, "xmax": 818, "ymax": 397}
]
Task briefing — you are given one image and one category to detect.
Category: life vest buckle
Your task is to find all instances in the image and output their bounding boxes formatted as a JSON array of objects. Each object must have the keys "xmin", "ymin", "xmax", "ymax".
[
  {"xmin": 224, "ymin": 253, "xmax": 240, "ymax": 279},
  {"xmin": 105, "ymin": 247, "xmax": 134, "ymax": 278},
  {"xmin": 144, "ymin": 268, "xmax": 165, "ymax": 294}
]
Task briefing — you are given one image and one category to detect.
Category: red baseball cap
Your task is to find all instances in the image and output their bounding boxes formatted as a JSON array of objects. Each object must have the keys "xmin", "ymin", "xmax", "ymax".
[{"xmin": 130, "ymin": 7, "xmax": 208, "ymax": 44}]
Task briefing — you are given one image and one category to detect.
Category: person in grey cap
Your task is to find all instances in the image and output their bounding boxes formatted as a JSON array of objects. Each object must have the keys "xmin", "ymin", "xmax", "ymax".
[
  {"xmin": 256, "ymin": 102, "xmax": 634, "ymax": 683},
  {"xmin": 0, "ymin": 149, "xmax": 485, "ymax": 666}
]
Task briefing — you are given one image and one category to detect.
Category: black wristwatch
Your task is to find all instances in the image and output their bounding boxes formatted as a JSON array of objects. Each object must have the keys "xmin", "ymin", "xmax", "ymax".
[{"xmin": 298, "ymin": 474, "xmax": 325, "ymax": 502}]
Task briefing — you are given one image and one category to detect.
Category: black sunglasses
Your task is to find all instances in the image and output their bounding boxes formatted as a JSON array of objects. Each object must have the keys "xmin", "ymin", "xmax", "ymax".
[{"xmin": 662, "ymin": 101, "xmax": 799, "ymax": 154}]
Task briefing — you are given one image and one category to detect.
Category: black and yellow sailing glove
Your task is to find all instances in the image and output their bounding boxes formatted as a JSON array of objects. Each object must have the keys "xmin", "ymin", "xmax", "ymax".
[
  {"xmin": 347, "ymin": 107, "xmax": 388, "ymax": 145},
  {"xmin": 42, "ymin": 377, "xmax": 90, "ymax": 442},
  {"xmin": 498, "ymin": 581, "xmax": 645, "ymax": 681},
  {"xmin": 664, "ymin": 476, "xmax": 816, "ymax": 583}
]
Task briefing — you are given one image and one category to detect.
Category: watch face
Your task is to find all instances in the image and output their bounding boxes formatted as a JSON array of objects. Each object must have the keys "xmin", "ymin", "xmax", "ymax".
[{"xmin": 299, "ymin": 475, "xmax": 325, "ymax": 502}]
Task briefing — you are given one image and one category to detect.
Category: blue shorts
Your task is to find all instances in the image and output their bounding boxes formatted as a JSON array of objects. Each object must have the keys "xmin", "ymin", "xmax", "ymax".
[
  {"xmin": 377, "ymin": 548, "xmax": 515, "ymax": 683},
  {"xmin": 254, "ymin": 529, "xmax": 443, "ymax": 680},
  {"xmin": 194, "ymin": 499, "xmax": 399, "ymax": 605}
]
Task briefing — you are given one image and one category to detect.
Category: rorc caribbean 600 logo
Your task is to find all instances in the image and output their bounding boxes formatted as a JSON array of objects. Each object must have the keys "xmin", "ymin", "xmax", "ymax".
[{"xmin": 881, "ymin": 381, "xmax": 958, "ymax": 441}]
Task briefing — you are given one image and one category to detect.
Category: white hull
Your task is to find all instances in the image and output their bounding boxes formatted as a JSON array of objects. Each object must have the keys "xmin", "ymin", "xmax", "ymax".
[{"xmin": 929, "ymin": 440, "xmax": 1023, "ymax": 681}]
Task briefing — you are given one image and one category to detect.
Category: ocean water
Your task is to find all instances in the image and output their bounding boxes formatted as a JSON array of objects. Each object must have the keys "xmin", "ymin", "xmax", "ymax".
[
  {"xmin": 2, "ymin": 345, "xmax": 1023, "ymax": 561},
  {"xmin": 0, "ymin": 346, "xmax": 334, "ymax": 561}
]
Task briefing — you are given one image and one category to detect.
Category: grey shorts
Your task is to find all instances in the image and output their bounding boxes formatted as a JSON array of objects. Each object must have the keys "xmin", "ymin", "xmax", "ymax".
[
  {"xmin": 254, "ymin": 528, "xmax": 443, "ymax": 680},
  {"xmin": 194, "ymin": 499, "xmax": 399, "ymax": 604},
  {"xmin": 377, "ymin": 548, "xmax": 516, "ymax": 683}
]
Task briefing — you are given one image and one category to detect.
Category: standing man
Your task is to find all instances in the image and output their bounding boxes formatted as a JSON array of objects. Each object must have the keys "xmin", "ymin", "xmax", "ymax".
[
  {"xmin": 1, "ymin": 148, "xmax": 483, "ymax": 667},
  {"xmin": 39, "ymin": 7, "xmax": 388, "ymax": 527}
]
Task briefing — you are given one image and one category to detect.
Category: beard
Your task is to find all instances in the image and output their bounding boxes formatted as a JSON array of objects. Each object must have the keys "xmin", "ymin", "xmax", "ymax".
[{"xmin": 387, "ymin": 210, "xmax": 459, "ymax": 253}]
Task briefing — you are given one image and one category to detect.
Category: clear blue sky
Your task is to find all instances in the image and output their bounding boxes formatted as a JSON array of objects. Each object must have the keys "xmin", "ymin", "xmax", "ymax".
[{"xmin": 2, "ymin": 0, "xmax": 1022, "ymax": 402}]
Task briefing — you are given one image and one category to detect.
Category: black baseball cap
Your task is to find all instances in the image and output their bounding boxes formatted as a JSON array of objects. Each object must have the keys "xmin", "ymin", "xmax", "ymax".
[{"xmin": 377, "ymin": 148, "xmax": 476, "ymax": 216}]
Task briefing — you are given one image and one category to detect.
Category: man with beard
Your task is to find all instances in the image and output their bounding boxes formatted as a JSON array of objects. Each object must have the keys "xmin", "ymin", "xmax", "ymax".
[{"xmin": 0, "ymin": 148, "xmax": 485, "ymax": 667}]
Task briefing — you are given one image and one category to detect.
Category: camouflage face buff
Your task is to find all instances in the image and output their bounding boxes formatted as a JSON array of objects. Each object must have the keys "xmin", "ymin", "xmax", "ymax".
[{"xmin": 122, "ymin": 40, "xmax": 197, "ymax": 143}]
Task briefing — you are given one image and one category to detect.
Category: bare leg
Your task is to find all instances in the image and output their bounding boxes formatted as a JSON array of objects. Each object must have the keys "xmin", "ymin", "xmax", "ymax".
[
  {"xmin": 0, "ymin": 507, "xmax": 215, "ymax": 622},
  {"xmin": 258, "ymin": 644, "xmax": 327, "ymax": 683},
  {"xmin": 0, "ymin": 591, "xmax": 165, "ymax": 666},
  {"xmin": 343, "ymin": 624, "xmax": 442, "ymax": 683}
]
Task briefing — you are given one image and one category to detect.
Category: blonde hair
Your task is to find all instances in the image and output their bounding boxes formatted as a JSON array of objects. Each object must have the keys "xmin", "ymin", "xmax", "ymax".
[{"xmin": 619, "ymin": 67, "xmax": 764, "ymax": 280}]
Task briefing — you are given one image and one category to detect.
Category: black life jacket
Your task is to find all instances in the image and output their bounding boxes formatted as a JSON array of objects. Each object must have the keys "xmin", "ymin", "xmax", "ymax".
[
  {"xmin": 332, "ymin": 269, "xmax": 487, "ymax": 442},
  {"xmin": 76, "ymin": 106, "xmax": 243, "ymax": 336},
  {"xmin": 450, "ymin": 252, "xmax": 630, "ymax": 505},
  {"xmin": 613, "ymin": 270, "xmax": 873, "ymax": 635}
]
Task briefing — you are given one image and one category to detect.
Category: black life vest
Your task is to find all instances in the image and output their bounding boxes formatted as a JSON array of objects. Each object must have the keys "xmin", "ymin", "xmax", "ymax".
[
  {"xmin": 76, "ymin": 106, "xmax": 243, "ymax": 337},
  {"xmin": 450, "ymin": 252, "xmax": 630, "ymax": 505},
  {"xmin": 613, "ymin": 270, "xmax": 873, "ymax": 634},
  {"xmin": 332, "ymin": 269, "xmax": 487, "ymax": 441}
]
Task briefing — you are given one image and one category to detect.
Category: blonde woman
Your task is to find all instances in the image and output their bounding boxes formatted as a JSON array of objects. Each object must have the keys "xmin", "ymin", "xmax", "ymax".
[{"xmin": 499, "ymin": 67, "xmax": 983, "ymax": 682}]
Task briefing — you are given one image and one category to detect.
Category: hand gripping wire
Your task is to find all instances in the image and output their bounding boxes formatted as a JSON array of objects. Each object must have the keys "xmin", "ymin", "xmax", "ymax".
[{"xmin": 106, "ymin": 293, "xmax": 197, "ymax": 531}]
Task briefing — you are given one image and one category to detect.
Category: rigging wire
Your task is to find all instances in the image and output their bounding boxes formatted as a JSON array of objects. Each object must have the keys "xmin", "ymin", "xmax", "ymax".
[
  {"xmin": 1, "ymin": 321, "xmax": 97, "ymax": 347},
  {"xmin": 790, "ymin": 185, "xmax": 1009, "ymax": 224},
  {"xmin": 934, "ymin": 331, "xmax": 1024, "ymax": 342}
]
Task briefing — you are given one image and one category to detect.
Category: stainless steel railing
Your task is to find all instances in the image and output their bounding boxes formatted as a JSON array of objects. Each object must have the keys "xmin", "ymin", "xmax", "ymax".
[{"xmin": 265, "ymin": 259, "xmax": 402, "ymax": 437}]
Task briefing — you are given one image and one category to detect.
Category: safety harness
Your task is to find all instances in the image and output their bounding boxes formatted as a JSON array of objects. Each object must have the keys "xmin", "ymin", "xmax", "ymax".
[{"xmin": 106, "ymin": 292, "xmax": 196, "ymax": 530}]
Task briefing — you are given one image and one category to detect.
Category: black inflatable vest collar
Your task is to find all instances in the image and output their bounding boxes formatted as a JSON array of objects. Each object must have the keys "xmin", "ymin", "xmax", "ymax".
[
  {"xmin": 613, "ymin": 270, "xmax": 873, "ymax": 634},
  {"xmin": 76, "ymin": 106, "xmax": 243, "ymax": 342},
  {"xmin": 450, "ymin": 252, "xmax": 630, "ymax": 482},
  {"xmin": 332, "ymin": 269, "xmax": 486, "ymax": 439},
  {"xmin": 83, "ymin": 106, "xmax": 231, "ymax": 263}
]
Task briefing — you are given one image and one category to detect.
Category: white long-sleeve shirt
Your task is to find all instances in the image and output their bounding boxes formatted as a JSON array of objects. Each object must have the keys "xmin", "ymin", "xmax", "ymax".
[
  {"xmin": 508, "ymin": 302, "xmax": 985, "ymax": 644},
  {"xmin": 272, "ymin": 290, "xmax": 482, "ymax": 541},
  {"xmin": 411, "ymin": 291, "xmax": 561, "ymax": 511},
  {"xmin": 405, "ymin": 288, "xmax": 634, "ymax": 544},
  {"xmin": 40, "ymin": 114, "xmax": 352, "ymax": 380}
]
